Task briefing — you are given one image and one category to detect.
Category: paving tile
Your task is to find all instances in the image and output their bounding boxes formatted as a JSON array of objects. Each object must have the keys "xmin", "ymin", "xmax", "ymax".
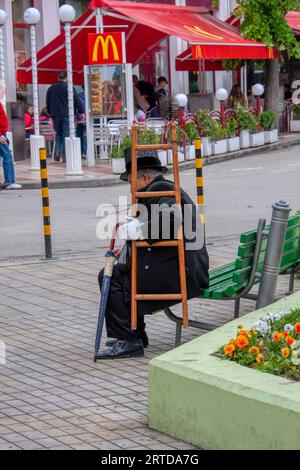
[{"xmin": 0, "ymin": 251, "xmax": 297, "ymax": 451}]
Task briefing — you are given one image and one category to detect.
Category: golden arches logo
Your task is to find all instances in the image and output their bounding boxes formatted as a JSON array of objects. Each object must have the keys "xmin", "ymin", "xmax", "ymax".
[
  {"xmin": 92, "ymin": 35, "xmax": 120, "ymax": 62},
  {"xmin": 184, "ymin": 25, "xmax": 223, "ymax": 41}
]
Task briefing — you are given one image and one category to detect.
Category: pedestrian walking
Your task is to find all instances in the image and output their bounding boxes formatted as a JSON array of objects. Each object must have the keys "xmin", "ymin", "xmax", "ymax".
[
  {"xmin": 46, "ymin": 71, "xmax": 85, "ymax": 163},
  {"xmin": 97, "ymin": 148, "xmax": 209, "ymax": 359},
  {"xmin": 76, "ymin": 87, "xmax": 87, "ymax": 159},
  {"xmin": 0, "ymin": 101, "xmax": 22, "ymax": 190}
]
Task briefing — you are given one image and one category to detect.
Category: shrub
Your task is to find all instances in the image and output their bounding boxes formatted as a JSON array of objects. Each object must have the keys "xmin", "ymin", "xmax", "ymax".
[
  {"xmin": 291, "ymin": 104, "xmax": 300, "ymax": 120},
  {"xmin": 260, "ymin": 110, "xmax": 276, "ymax": 130},
  {"xmin": 209, "ymin": 120, "xmax": 227, "ymax": 141},
  {"xmin": 193, "ymin": 109, "xmax": 215, "ymax": 137},
  {"xmin": 237, "ymin": 108, "xmax": 257, "ymax": 132},
  {"xmin": 225, "ymin": 118, "xmax": 238, "ymax": 137},
  {"xmin": 185, "ymin": 122, "xmax": 198, "ymax": 142}
]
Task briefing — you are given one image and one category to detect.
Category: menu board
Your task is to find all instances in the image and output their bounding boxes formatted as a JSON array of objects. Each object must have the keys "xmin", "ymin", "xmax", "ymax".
[
  {"xmin": 90, "ymin": 68, "xmax": 103, "ymax": 116},
  {"xmin": 89, "ymin": 65, "xmax": 126, "ymax": 118}
]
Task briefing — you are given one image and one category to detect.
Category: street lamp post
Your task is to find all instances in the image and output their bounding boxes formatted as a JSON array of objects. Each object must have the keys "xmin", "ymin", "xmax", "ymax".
[
  {"xmin": 24, "ymin": 7, "xmax": 45, "ymax": 171},
  {"xmin": 252, "ymin": 83, "xmax": 265, "ymax": 117},
  {"xmin": 215, "ymin": 88, "xmax": 229, "ymax": 128},
  {"xmin": 59, "ymin": 5, "xmax": 83, "ymax": 176}
]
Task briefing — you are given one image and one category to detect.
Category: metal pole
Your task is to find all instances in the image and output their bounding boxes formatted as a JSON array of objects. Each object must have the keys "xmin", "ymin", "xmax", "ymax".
[
  {"xmin": 220, "ymin": 100, "xmax": 226, "ymax": 128},
  {"xmin": 96, "ymin": 7, "xmax": 103, "ymax": 33},
  {"xmin": 39, "ymin": 148, "xmax": 52, "ymax": 259},
  {"xmin": 64, "ymin": 22, "xmax": 75, "ymax": 139},
  {"xmin": 256, "ymin": 200, "xmax": 291, "ymax": 308},
  {"xmin": 30, "ymin": 24, "xmax": 39, "ymax": 136}
]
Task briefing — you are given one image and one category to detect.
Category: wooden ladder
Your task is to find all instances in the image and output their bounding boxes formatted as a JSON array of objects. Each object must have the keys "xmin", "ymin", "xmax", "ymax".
[{"xmin": 130, "ymin": 121, "xmax": 189, "ymax": 330}]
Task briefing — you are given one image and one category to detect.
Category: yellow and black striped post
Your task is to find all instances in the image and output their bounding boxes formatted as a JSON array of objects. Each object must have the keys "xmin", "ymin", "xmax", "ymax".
[
  {"xmin": 194, "ymin": 138, "xmax": 205, "ymax": 225},
  {"xmin": 39, "ymin": 148, "xmax": 52, "ymax": 259}
]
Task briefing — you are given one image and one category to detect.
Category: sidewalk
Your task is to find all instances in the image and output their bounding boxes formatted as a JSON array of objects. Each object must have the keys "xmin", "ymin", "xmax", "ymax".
[
  {"xmin": 0, "ymin": 240, "xmax": 298, "ymax": 450},
  {"xmin": 13, "ymin": 133, "xmax": 300, "ymax": 190}
]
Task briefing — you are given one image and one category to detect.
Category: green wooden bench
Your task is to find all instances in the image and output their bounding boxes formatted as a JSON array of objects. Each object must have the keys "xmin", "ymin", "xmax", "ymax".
[{"xmin": 165, "ymin": 214, "xmax": 300, "ymax": 346}]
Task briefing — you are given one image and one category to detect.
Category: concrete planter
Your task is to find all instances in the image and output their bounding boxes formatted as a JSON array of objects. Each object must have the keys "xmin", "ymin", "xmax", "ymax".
[
  {"xmin": 249, "ymin": 132, "xmax": 265, "ymax": 147},
  {"xmin": 202, "ymin": 137, "xmax": 212, "ymax": 157},
  {"xmin": 157, "ymin": 150, "xmax": 168, "ymax": 166},
  {"xmin": 186, "ymin": 144, "xmax": 195, "ymax": 160},
  {"xmin": 212, "ymin": 139, "xmax": 227, "ymax": 155},
  {"xmin": 290, "ymin": 120, "xmax": 300, "ymax": 132},
  {"xmin": 227, "ymin": 136, "xmax": 240, "ymax": 152},
  {"xmin": 112, "ymin": 157, "xmax": 126, "ymax": 174},
  {"xmin": 240, "ymin": 130, "xmax": 250, "ymax": 149},
  {"xmin": 149, "ymin": 291, "xmax": 300, "ymax": 450},
  {"xmin": 167, "ymin": 149, "xmax": 185, "ymax": 164},
  {"xmin": 264, "ymin": 129, "xmax": 278, "ymax": 144}
]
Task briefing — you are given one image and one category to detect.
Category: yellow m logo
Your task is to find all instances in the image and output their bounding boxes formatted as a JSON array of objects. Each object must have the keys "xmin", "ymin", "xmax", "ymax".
[{"xmin": 92, "ymin": 35, "xmax": 120, "ymax": 62}]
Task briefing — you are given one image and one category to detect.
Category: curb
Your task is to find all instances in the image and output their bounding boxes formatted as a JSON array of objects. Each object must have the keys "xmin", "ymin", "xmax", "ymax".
[{"xmin": 18, "ymin": 137, "xmax": 300, "ymax": 190}]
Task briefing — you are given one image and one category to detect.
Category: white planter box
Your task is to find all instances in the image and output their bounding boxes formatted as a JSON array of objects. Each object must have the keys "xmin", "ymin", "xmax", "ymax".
[
  {"xmin": 227, "ymin": 136, "xmax": 240, "ymax": 152},
  {"xmin": 186, "ymin": 144, "xmax": 195, "ymax": 160},
  {"xmin": 290, "ymin": 120, "xmax": 300, "ymax": 132},
  {"xmin": 157, "ymin": 150, "xmax": 168, "ymax": 166},
  {"xmin": 202, "ymin": 137, "xmax": 212, "ymax": 157},
  {"xmin": 240, "ymin": 130, "xmax": 250, "ymax": 149},
  {"xmin": 167, "ymin": 150, "xmax": 185, "ymax": 164},
  {"xmin": 212, "ymin": 139, "xmax": 227, "ymax": 155},
  {"xmin": 264, "ymin": 129, "xmax": 278, "ymax": 144},
  {"xmin": 249, "ymin": 132, "xmax": 265, "ymax": 147},
  {"xmin": 112, "ymin": 158, "xmax": 126, "ymax": 174}
]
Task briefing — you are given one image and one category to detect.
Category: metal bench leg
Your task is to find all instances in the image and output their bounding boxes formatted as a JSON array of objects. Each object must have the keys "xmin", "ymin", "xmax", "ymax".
[
  {"xmin": 234, "ymin": 298, "xmax": 240, "ymax": 318},
  {"xmin": 288, "ymin": 272, "xmax": 295, "ymax": 294},
  {"xmin": 175, "ymin": 323, "xmax": 182, "ymax": 347}
]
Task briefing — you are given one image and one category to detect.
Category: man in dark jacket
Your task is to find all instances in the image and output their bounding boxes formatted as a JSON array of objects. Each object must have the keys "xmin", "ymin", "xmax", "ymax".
[
  {"xmin": 97, "ymin": 149, "xmax": 209, "ymax": 359},
  {"xmin": 46, "ymin": 71, "xmax": 84, "ymax": 162}
]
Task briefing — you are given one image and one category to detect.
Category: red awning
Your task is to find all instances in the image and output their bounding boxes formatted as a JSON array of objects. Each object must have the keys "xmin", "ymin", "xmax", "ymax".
[
  {"xmin": 17, "ymin": 0, "xmax": 277, "ymax": 85},
  {"xmin": 176, "ymin": 48, "xmax": 224, "ymax": 72},
  {"xmin": 286, "ymin": 11, "xmax": 300, "ymax": 35}
]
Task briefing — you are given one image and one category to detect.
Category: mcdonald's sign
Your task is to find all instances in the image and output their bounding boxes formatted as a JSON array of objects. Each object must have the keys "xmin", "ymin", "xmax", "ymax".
[{"xmin": 88, "ymin": 32, "xmax": 124, "ymax": 65}]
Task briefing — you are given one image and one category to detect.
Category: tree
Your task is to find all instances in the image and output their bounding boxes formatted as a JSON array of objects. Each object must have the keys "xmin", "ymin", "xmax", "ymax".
[{"xmin": 235, "ymin": 0, "xmax": 300, "ymax": 112}]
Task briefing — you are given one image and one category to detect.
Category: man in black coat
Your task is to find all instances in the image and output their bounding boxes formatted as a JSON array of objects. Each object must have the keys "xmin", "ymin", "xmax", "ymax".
[
  {"xmin": 97, "ymin": 149, "xmax": 209, "ymax": 359},
  {"xmin": 46, "ymin": 71, "xmax": 84, "ymax": 162}
]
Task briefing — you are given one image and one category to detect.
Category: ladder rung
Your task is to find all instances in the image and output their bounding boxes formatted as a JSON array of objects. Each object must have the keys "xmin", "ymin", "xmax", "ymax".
[
  {"xmin": 136, "ymin": 240, "xmax": 179, "ymax": 247},
  {"xmin": 135, "ymin": 294, "xmax": 182, "ymax": 301},
  {"xmin": 135, "ymin": 191, "xmax": 175, "ymax": 198},
  {"xmin": 135, "ymin": 144, "xmax": 171, "ymax": 151}
]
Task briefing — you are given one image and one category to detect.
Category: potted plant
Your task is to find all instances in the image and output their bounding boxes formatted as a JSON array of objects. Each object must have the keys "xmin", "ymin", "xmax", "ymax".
[
  {"xmin": 260, "ymin": 110, "xmax": 278, "ymax": 143},
  {"xmin": 109, "ymin": 143, "xmax": 126, "ymax": 174},
  {"xmin": 290, "ymin": 104, "xmax": 300, "ymax": 132},
  {"xmin": 210, "ymin": 120, "xmax": 227, "ymax": 155},
  {"xmin": 226, "ymin": 118, "xmax": 240, "ymax": 152},
  {"xmin": 137, "ymin": 127, "xmax": 168, "ymax": 165},
  {"xmin": 248, "ymin": 114, "xmax": 264, "ymax": 147},
  {"xmin": 194, "ymin": 109, "xmax": 212, "ymax": 157},
  {"xmin": 237, "ymin": 108, "xmax": 252, "ymax": 149},
  {"xmin": 184, "ymin": 122, "xmax": 198, "ymax": 160}
]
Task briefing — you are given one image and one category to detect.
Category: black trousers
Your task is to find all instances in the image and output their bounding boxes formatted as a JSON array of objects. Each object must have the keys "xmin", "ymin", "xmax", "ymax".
[{"xmin": 98, "ymin": 266, "xmax": 145, "ymax": 341}]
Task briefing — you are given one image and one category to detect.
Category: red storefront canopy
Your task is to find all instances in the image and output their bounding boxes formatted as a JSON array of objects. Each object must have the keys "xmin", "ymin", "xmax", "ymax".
[
  {"xmin": 286, "ymin": 11, "xmax": 300, "ymax": 35},
  {"xmin": 17, "ymin": 0, "xmax": 277, "ymax": 85}
]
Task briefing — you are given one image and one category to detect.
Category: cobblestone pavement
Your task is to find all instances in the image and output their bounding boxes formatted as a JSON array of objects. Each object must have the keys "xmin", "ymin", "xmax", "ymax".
[{"xmin": 0, "ymin": 241, "xmax": 298, "ymax": 450}]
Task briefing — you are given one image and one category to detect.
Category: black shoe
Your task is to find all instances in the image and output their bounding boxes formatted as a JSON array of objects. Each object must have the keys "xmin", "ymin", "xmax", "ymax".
[
  {"xmin": 106, "ymin": 330, "xmax": 149, "ymax": 348},
  {"xmin": 95, "ymin": 339, "xmax": 144, "ymax": 360}
]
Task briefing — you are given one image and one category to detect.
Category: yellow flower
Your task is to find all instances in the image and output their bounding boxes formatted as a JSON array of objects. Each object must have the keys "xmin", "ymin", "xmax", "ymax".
[
  {"xmin": 281, "ymin": 347, "xmax": 290, "ymax": 358},
  {"xmin": 224, "ymin": 344, "xmax": 235, "ymax": 356},
  {"xmin": 237, "ymin": 324, "xmax": 243, "ymax": 329},
  {"xmin": 259, "ymin": 340, "xmax": 264, "ymax": 348},
  {"xmin": 273, "ymin": 331, "xmax": 282, "ymax": 343},
  {"xmin": 249, "ymin": 346, "xmax": 260, "ymax": 356},
  {"xmin": 256, "ymin": 354, "xmax": 263, "ymax": 364},
  {"xmin": 229, "ymin": 338, "xmax": 236, "ymax": 345}
]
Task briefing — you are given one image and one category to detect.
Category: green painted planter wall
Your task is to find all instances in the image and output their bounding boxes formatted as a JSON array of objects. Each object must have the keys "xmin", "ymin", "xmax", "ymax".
[{"xmin": 148, "ymin": 292, "xmax": 300, "ymax": 450}]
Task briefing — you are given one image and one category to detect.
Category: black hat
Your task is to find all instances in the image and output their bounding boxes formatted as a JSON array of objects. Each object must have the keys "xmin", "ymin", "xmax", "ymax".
[{"xmin": 120, "ymin": 147, "xmax": 168, "ymax": 182}]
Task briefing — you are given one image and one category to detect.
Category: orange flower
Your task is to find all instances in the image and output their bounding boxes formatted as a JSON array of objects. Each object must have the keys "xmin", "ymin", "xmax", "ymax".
[
  {"xmin": 273, "ymin": 331, "xmax": 282, "ymax": 343},
  {"xmin": 249, "ymin": 346, "xmax": 260, "ymax": 356},
  {"xmin": 281, "ymin": 347, "xmax": 290, "ymax": 358},
  {"xmin": 285, "ymin": 335, "xmax": 296, "ymax": 346},
  {"xmin": 256, "ymin": 353, "xmax": 263, "ymax": 364},
  {"xmin": 294, "ymin": 323, "xmax": 300, "ymax": 334},
  {"xmin": 236, "ymin": 335, "xmax": 249, "ymax": 349},
  {"xmin": 229, "ymin": 338, "xmax": 236, "ymax": 345},
  {"xmin": 283, "ymin": 331, "xmax": 289, "ymax": 338},
  {"xmin": 224, "ymin": 344, "xmax": 235, "ymax": 356},
  {"xmin": 240, "ymin": 330, "xmax": 251, "ymax": 338}
]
